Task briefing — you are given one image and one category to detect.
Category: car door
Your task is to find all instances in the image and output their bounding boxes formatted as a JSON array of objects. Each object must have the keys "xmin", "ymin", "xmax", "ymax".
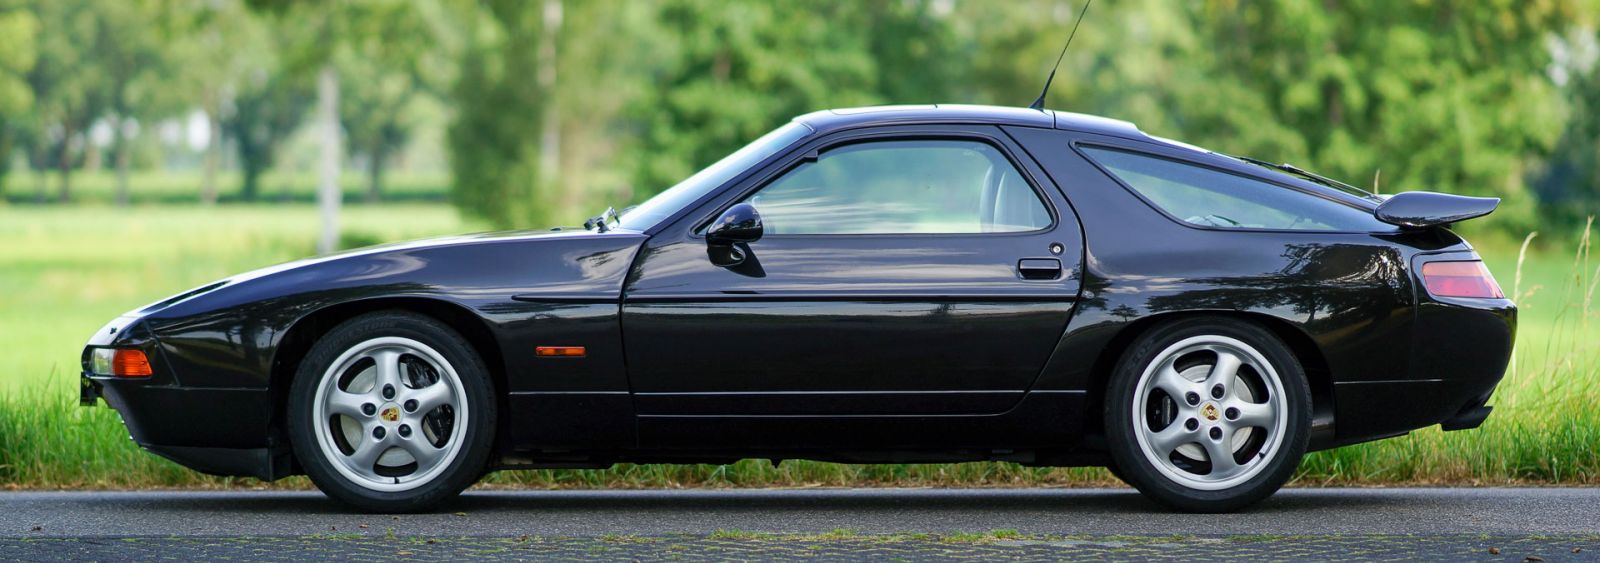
[{"xmin": 620, "ymin": 125, "xmax": 1084, "ymax": 425}]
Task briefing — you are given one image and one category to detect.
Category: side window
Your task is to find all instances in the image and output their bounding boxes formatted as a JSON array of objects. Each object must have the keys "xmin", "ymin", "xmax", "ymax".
[
  {"xmin": 1081, "ymin": 147, "xmax": 1393, "ymax": 232},
  {"xmin": 743, "ymin": 139, "xmax": 1051, "ymax": 235}
]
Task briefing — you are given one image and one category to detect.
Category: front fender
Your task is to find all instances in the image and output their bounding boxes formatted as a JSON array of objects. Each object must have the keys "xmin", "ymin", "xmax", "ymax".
[{"xmin": 137, "ymin": 232, "xmax": 646, "ymax": 389}]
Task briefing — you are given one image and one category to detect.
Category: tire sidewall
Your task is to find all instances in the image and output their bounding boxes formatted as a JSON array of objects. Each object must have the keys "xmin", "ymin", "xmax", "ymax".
[
  {"xmin": 1104, "ymin": 317, "xmax": 1311, "ymax": 512},
  {"xmin": 287, "ymin": 311, "xmax": 496, "ymax": 512}
]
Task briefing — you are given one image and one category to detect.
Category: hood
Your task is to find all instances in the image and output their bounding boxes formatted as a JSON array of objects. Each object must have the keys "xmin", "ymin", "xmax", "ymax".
[{"xmin": 127, "ymin": 227, "xmax": 637, "ymax": 318}]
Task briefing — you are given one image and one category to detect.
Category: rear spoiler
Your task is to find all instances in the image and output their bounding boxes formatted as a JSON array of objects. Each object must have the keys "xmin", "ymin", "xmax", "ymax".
[{"xmin": 1373, "ymin": 191, "xmax": 1499, "ymax": 229}]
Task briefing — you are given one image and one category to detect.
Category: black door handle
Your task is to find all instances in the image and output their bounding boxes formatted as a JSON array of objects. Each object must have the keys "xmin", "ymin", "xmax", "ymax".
[{"xmin": 1018, "ymin": 258, "xmax": 1063, "ymax": 280}]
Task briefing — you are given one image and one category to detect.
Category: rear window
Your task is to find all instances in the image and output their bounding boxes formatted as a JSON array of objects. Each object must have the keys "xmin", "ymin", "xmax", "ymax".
[{"xmin": 1081, "ymin": 147, "xmax": 1393, "ymax": 232}]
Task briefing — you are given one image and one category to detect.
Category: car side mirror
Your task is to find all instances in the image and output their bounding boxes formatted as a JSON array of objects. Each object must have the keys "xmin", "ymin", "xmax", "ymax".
[{"xmin": 706, "ymin": 203, "xmax": 763, "ymax": 245}]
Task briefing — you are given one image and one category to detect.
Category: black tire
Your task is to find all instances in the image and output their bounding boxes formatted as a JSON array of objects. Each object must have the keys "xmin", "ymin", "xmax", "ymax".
[
  {"xmin": 287, "ymin": 311, "xmax": 496, "ymax": 513},
  {"xmin": 1103, "ymin": 316, "xmax": 1310, "ymax": 513},
  {"xmin": 1104, "ymin": 461, "xmax": 1131, "ymax": 486}
]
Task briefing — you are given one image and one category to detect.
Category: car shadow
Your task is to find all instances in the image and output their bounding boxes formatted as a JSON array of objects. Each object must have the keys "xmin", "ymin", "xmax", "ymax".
[{"xmin": 91, "ymin": 487, "xmax": 1411, "ymax": 517}]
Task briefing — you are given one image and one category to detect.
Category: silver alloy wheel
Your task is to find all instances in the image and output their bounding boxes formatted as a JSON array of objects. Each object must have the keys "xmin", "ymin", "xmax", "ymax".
[
  {"xmin": 1131, "ymin": 335, "xmax": 1287, "ymax": 491},
  {"xmin": 311, "ymin": 336, "xmax": 469, "ymax": 492}
]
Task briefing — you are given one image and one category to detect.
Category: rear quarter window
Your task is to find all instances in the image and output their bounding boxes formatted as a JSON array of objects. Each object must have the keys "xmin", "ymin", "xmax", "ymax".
[{"xmin": 1080, "ymin": 147, "xmax": 1393, "ymax": 232}]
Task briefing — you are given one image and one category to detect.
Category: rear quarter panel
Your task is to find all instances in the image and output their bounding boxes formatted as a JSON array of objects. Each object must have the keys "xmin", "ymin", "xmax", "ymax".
[{"xmin": 1006, "ymin": 126, "xmax": 1481, "ymax": 447}]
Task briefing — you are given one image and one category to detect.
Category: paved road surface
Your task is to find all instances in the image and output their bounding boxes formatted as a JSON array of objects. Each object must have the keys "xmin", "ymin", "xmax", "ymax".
[{"xmin": 3, "ymin": 488, "xmax": 1598, "ymax": 560}]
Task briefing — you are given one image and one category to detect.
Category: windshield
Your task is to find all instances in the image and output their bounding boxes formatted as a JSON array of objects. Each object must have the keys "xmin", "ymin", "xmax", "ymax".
[{"xmin": 616, "ymin": 122, "xmax": 813, "ymax": 231}]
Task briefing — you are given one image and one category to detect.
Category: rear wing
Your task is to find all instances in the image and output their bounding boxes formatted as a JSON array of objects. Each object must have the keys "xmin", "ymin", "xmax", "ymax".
[{"xmin": 1374, "ymin": 191, "xmax": 1499, "ymax": 229}]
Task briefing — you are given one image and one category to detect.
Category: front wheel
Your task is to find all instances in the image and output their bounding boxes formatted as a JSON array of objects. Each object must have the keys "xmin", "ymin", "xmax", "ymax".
[
  {"xmin": 288, "ymin": 311, "xmax": 496, "ymax": 512},
  {"xmin": 1104, "ymin": 317, "xmax": 1310, "ymax": 512}
]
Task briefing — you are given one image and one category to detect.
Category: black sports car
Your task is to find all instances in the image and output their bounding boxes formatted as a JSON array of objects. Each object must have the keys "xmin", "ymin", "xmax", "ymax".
[{"xmin": 81, "ymin": 105, "xmax": 1514, "ymax": 513}]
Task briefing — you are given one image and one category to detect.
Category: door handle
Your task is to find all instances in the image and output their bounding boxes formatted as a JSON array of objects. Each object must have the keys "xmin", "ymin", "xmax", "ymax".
[{"xmin": 1018, "ymin": 258, "xmax": 1063, "ymax": 280}]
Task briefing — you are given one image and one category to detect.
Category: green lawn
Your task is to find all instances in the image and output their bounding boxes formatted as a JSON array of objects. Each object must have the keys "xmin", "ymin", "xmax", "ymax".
[
  {"xmin": 0, "ymin": 204, "xmax": 1595, "ymax": 488},
  {"xmin": 2, "ymin": 169, "xmax": 449, "ymax": 206}
]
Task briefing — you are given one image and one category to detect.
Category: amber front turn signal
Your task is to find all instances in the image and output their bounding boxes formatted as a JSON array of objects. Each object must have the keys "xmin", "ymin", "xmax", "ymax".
[
  {"xmin": 535, "ymin": 346, "xmax": 586, "ymax": 358},
  {"xmin": 112, "ymin": 349, "xmax": 154, "ymax": 377}
]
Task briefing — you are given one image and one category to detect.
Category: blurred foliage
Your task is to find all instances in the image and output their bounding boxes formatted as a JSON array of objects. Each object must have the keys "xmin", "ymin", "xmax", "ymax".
[
  {"xmin": 0, "ymin": 0, "xmax": 1597, "ymax": 231},
  {"xmin": 448, "ymin": 0, "xmax": 551, "ymax": 227}
]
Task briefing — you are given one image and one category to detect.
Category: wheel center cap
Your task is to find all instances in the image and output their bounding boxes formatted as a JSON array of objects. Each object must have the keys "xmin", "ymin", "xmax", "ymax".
[
  {"xmin": 1200, "ymin": 403, "xmax": 1220, "ymax": 422},
  {"xmin": 379, "ymin": 404, "xmax": 401, "ymax": 423}
]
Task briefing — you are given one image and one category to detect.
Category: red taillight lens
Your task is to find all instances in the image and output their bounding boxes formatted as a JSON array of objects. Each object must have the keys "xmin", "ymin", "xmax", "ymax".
[
  {"xmin": 1421, "ymin": 260, "xmax": 1504, "ymax": 299},
  {"xmin": 112, "ymin": 349, "xmax": 154, "ymax": 378}
]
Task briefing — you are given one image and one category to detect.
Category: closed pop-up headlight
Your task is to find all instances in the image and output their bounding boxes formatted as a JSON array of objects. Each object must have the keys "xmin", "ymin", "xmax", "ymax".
[{"xmin": 89, "ymin": 348, "xmax": 153, "ymax": 378}]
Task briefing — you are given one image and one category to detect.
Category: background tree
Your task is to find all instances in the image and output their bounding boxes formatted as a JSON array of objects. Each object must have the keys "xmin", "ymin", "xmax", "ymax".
[
  {"xmin": 226, "ymin": 17, "xmax": 312, "ymax": 203},
  {"xmin": 93, "ymin": 0, "xmax": 173, "ymax": 206},
  {"xmin": 1535, "ymin": 28, "xmax": 1600, "ymax": 222},
  {"xmin": 26, "ymin": 0, "xmax": 112, "ymax": 203},
  {"xmin": 447, "ymin": 0, "xmax": 553, "ymax": 228},
  {"xmin": 0, "ymin": 0, "xmax": 38, "ymax": 198},
  {"xmin": 244, "ymin": 0, "xmax": 361, "ymax": 253},
  {"xmin": 170, "ymin": 0, "xmax": 267, "ymax": 205},
  {"xmin": 337, "ymin": 1, "xmax": 437, "ymax": 202},
  {"xmin": 625, "ymin": 1, "xmax": 879, "ymax": 201},
  {"xmin": 0, "ymin": 0, "xmax": 1593, "ymax": 240},
  {"xmin": 229, "ymin": 69, "xmax": 311, "ymax": 202}
]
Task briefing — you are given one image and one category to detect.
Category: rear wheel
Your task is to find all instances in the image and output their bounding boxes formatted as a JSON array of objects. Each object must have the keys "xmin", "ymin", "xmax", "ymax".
[
  {"xmin": 288, "ymin": 311, "xmax": 495, "ymax": 512},
  {"xmin": 1104, "ymin": 317, "xmax": 1309, "ymax": 512}
]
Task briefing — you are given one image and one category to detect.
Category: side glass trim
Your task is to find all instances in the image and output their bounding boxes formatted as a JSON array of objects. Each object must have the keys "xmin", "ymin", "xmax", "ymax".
[
  {"xmin": 691, "ymin": 129, "xmax": 1063, "ymax": 238},
  {"xmin": 1072, "ymin": 142, "xmax": 1398, "ymax": 235}
]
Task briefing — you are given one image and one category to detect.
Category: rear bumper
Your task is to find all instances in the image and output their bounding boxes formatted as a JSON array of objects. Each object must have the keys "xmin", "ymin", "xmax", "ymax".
[
  {"xmin": 82, "ymin": 371, "xmax": 287, "ymax": 480},
  {"xmin": 1322, "ymin": 291, "xmax": 1515, "ymax": 449},
  {"xmin": 1440, "ymin": 404, "xmax": 1492, "ymax": 431}
]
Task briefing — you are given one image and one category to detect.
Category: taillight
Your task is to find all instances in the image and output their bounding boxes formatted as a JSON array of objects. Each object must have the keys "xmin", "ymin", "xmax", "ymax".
[
  {"xmin": 1421, "ymin": 260, "xmax": 1504, "ymax": 299},
  {"xmin": 90, "ymin": 348, "xmax": 154, "ymax": 378}
]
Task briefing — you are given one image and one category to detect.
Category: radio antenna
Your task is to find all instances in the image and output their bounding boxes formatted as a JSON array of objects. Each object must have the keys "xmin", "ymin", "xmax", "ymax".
[{"xmin": 1028, "ymin": 0, "xmax": 1093, "ymax": 111}]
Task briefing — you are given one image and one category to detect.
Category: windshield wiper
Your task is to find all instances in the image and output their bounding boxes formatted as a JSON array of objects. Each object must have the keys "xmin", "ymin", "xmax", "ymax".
[
  {"xmin": 583, "ymin": 207, "xmax": 617, "ymax": 233},
  {"xmin": 1228, "ymin": 154, "xmax": 1376, "ymax": 199}
]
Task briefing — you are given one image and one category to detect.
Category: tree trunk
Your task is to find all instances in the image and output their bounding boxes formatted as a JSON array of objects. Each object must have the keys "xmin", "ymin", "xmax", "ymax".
[
  {"xmin": 240, "ymin": 156, "xmax": 262, "ymax": 202},
  {"xmin": 56, "ymin": 131, "xmax": 73, "ymax": 204},
  {"xmin": 114, "ymin": 117, "xmax": 131, "ymax": 207},
  {"xmin": 317, "ymin": 64, "xmax": 342, "ymax": 255},
  {"xmin": 539, "ymin": 0, "xmax": 562, "ymax": 209},
  {"xmin": 201, "ymin": 108, "xmax": 222, "ymax": 205},
  {"xmin": 33, "ymin": 147, "xmax": 47, "ymax": 204},
  {"xmin": 0, "ymin": 124, "xmax": 12, "ymax": 202},
  {"xmin": 365, "ymin": 143, "xmax": 383, "ymax": 203},
  {"xmin": 83, "ymin": 136, "xmax": 101, "ymax": 172}
]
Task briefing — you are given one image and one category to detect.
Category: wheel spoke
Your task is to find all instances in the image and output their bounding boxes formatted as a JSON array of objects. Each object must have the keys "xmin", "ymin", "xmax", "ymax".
[
  {"xmin": 347, "ymin": 435, "xmax": 387, "ymax": 471},
  {"xmin": 1205, "ymin": 349, "xmax": 1243, "ymax": 389},
  {"xmin": 410, "ymin": 381, "xmax": 454, "ymax": 414},
  {"xmin": 1203, "ymin": 433, "xmax": 1241, "ymax": 478},
  {"xmin": 371, "ymin": 349, "xmax": 403, "ymax": 395},
  {"xmin": 1148, "ymin": 423, "xmax": 1193, "ymax": 455},
  {"xmin": 399, "ymin": 437, "xmax": 445, "ymax": 467},
  {"xmin": 327, "ymin": 389, "xmax": 368, "ymax": 418},
  {"xmin": 1231, "ymin": 401, "xmax": 1274, "ymax": 429},
  {"xmin": 1153, "ymin": 365, "xmax": 1193, "ymax": 400}
]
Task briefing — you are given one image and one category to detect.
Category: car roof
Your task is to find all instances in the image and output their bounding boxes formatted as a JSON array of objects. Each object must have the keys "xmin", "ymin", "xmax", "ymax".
[
  {"xmin": 794, "ymin": 104, "xmax": 1383, "ymax": 211},
  {"xmin": 795, "ymin": 104, "xmax": 1146, "ymax": 141}
]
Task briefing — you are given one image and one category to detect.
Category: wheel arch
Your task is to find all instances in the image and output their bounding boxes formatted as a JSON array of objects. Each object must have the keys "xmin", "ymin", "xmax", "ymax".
[
  {"xmin": 268, "ymin": 296, "xmax": 509, "ymax": 469},
  {"xmin": 1083, "ymin": 310, "xmax": 1336, "ymax": 450}
]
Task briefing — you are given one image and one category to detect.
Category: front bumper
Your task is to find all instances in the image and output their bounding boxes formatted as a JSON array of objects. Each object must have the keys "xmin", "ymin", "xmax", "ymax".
[
  {"xmin": 82, "ymin": 314, "xmax": 290, "ymax": 480},
  {"xmin": 80, "ymin": 371, "xmax": 100, "ymax": 406},
  {"xmin": 82, "ymin": 370, "xmax": 289, "ymax": 480}
]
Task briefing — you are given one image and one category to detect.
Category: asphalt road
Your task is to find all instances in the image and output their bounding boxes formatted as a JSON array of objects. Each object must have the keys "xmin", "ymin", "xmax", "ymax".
[{"xmin": 4, "ymin": 487, "xmax": 1598, "ymax": 538}]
